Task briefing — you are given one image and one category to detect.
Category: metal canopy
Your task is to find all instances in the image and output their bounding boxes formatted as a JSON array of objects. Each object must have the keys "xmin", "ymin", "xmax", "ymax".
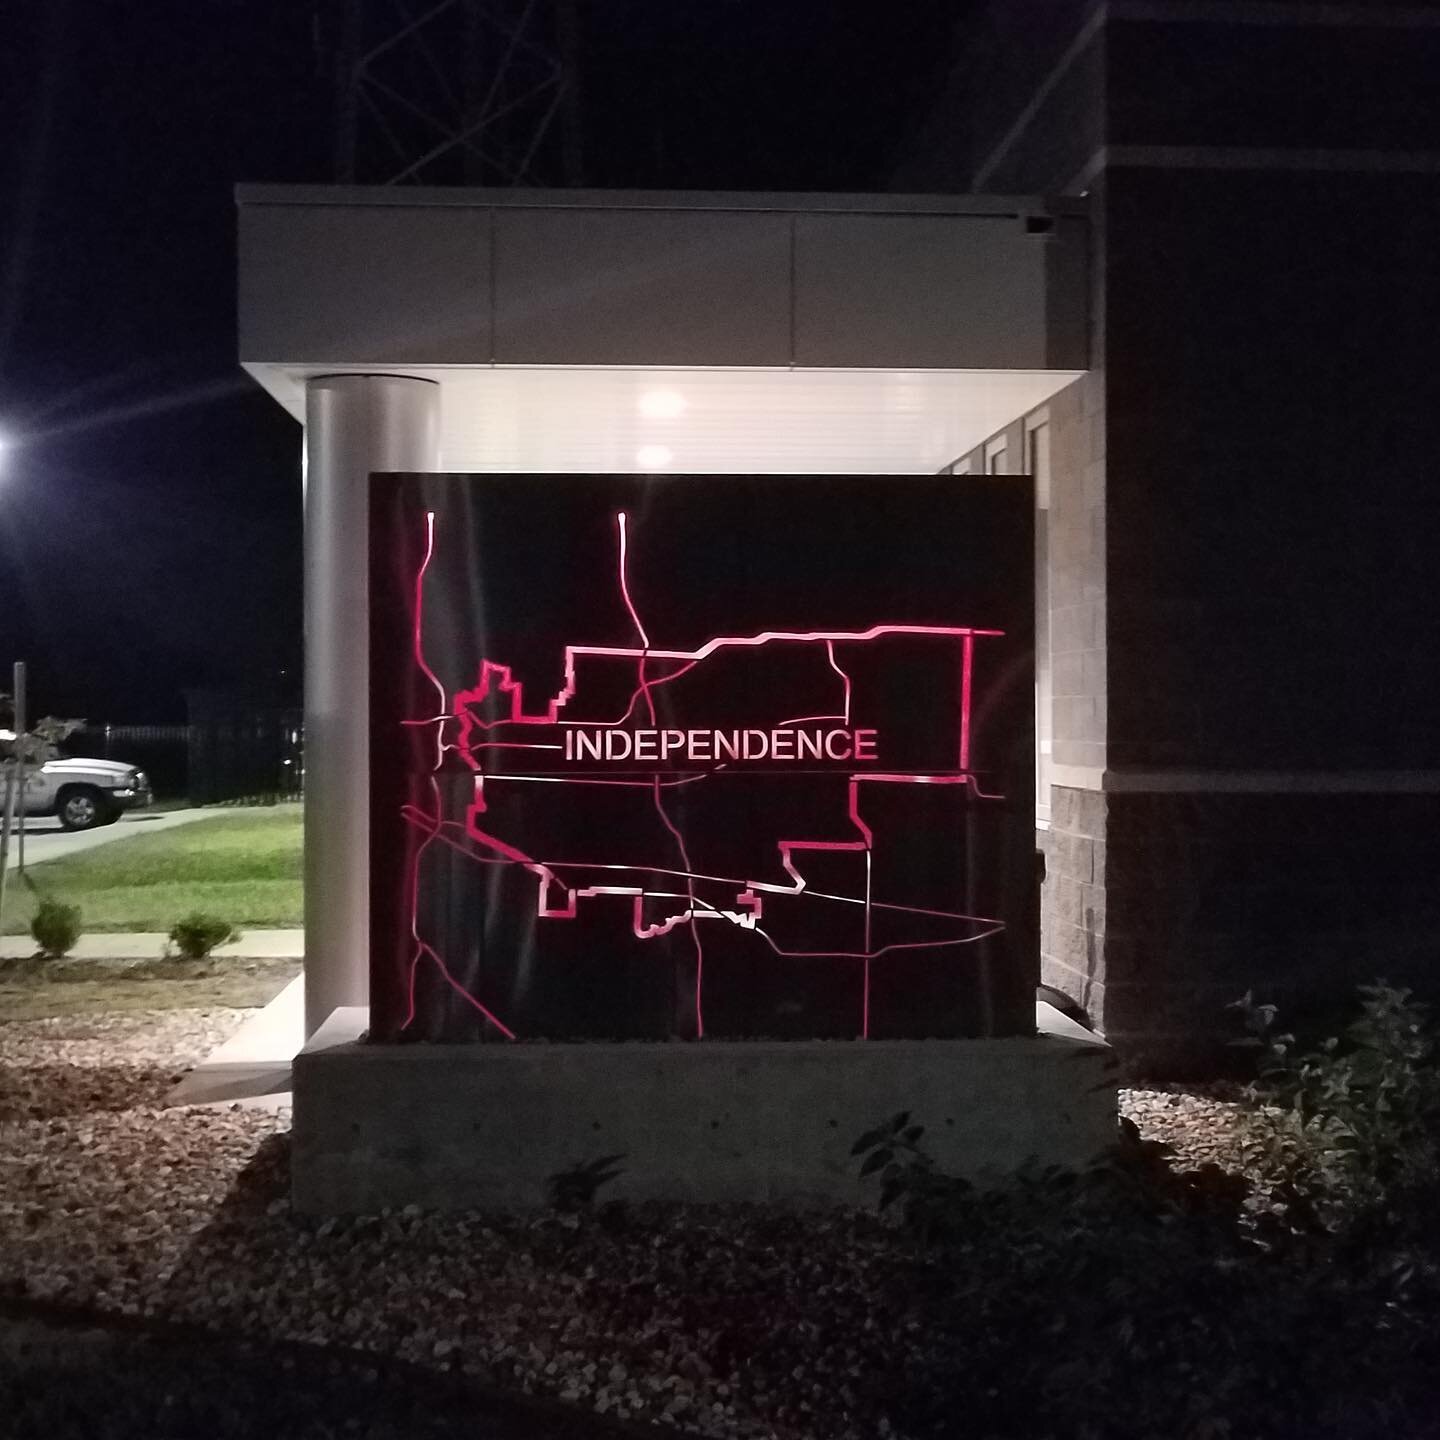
[{"xmin": 237, "ymin": 185, "xmax": 1088, "ymax": 473}]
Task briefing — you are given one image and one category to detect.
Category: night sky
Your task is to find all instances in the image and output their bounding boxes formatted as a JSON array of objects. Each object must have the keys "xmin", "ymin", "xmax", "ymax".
[{"xmin": 0, "ymin": 1, "xmax": 961, "ymax": 723}]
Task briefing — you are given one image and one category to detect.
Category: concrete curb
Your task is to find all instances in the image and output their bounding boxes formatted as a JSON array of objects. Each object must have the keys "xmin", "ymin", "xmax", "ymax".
[{"xmin": 0, "ymin": 928, "xmax": 305, "ymax": 962}]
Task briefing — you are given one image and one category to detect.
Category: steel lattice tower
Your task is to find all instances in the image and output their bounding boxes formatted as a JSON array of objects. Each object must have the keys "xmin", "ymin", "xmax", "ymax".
[{"xmin": 324, "ymin": 0, "xmax": 582, "ymax": 186}]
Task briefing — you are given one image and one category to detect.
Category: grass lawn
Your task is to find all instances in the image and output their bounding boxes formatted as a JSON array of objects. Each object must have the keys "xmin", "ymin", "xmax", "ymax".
[{"xmin": 0, "ymin": 805, "xmax": 303, "ymax": 936}]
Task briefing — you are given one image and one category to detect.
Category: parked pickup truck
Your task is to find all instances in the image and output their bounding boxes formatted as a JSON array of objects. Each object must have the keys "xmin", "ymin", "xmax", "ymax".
[{"xmin": 0, "ymin": 733, "xmax": 152, "ymax": 831}]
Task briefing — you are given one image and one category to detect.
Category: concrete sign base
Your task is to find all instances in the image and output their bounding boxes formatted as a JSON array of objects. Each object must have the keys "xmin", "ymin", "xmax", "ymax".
[{"xmin": 292, "ymin": 1004, "xmax": 1116, "ymax": 1213}]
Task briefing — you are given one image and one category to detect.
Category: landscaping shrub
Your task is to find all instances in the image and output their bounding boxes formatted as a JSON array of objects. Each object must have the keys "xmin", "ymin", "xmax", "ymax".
[
  {"xmin": 29, "ymin": 898, "xmax": 83, "ymax": 958},
  {"xmin": 848, "ymin": 981, "xmax": 1440, "ymax": 1440},
  {"xmin": 1233, "ymin": 981, "xmax": 1440, "ymax": 1249},
  {"xmin": 168, "ymin": 912, "xmax": 241, "ymax": 960}
]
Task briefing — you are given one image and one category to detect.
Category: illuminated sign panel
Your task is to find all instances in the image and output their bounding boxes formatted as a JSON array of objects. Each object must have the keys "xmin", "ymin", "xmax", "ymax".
[{"xmin": 370, "ymin": 475, "xmax": 1035, "ymax": 1043}]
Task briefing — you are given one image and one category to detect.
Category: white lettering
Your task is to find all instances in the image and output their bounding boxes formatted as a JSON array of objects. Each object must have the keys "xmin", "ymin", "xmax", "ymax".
[{"xmin": 560, "ymin": 727, "xmax": 882, "ymax": 765}]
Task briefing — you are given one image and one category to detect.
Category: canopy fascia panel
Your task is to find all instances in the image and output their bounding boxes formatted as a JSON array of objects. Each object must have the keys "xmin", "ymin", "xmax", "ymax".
[{"xmin": 238, "ymin": 185, "xmax": 1088, "ymax": 474}]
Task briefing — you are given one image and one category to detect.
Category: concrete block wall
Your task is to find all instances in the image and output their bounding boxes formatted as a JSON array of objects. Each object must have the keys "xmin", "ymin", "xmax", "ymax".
[
  {"xmin": 1099, "ymin": 791, "xmax": 1440, "ymax": 1068},
  {"xmin": 914, "ymin": 2, "xmax": 1440, "ymax": 1067},
  {"xmin": 1039, "ymin": 785, "xmax": 1110, "ymax": 1026},
  {"xmin": 1045, "ymin": 373, "xmax": 1105, "ymax": 772},
  {"xmin": 950, "ymin": 373, "xmax": 1111, "ymax": 1040}
]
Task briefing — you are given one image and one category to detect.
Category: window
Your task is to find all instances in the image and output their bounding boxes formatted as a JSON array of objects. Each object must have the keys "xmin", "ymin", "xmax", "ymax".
[
  {"xmin": 984, "ymin": 436, "xmax": 1008, "ymax": 474},
  {"xmin": 953, "ymin": 456, "xmax": 973, "ymax": 475},
  {"xmin": 1026, "ymin": 414, "xmax": 1052, "ymax": 826}
]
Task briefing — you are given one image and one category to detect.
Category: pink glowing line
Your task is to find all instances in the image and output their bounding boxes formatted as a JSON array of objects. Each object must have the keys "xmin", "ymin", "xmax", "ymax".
[
  {"xmin": 413, "ymin": 514, "xmax": 447, "ymax": 772},
  {"xmin": 449, "ymin": 769, "xmax": 1008, "ymax": 929},
  {"xmin": 826, "ymin": 639, "xmax": 852, "ymax": 724},
  {"xmin": 618, "ymin": 510, "xmax": 707, "ymax": 1038},
  {"xmin": 778, "ymin": 641, "xmax": 853, "ymax": 728},
  {"xmin": 404, "ymin": 506, "xmax": 1008, "ymax": 1040},
  {"xmin": 457, "ymin": 769, "xmax": 1007, "ymax": 920},
  {"xmin": 425, "ymin": 806, "xmax": 1003, "ymax": 962},
  {"xmin": 616, "ymin": 511, "xmax": 650, "ymax": 650},
  {"xmin": 862, "ymin": 850, "xmax": 872, "ymax": 1039},
  {"xmin": 401, "ymin": 513, "xmax": 446, "ymax": 1027},
  {"xmin": 750, "ymin": 923, "xmax": 1004, "ymax": 963},
  {"xmin": 960, "ymin": 632, "xmax": 974, "ymax": 774},
  {"xmin": 857, "ymin": 773, "xmax": 967, "ymax": 785},
  {"xmin": 402, "ymin": 513, "xmax": 515, "ymax": 1041},
  {"xmin": 485, "ymin": 771, "xmax": 714, "ymax": 789},
  {"xmin": 453, "ymin": 624, "xmax": 999, "ymax": 740},
  {"xmin": 462, "ymin": 770, "xmax": 1006, "ymax": 942},
  {"xmin": 403, "ymin": 807, "xmax": 1004, "ymax": 935},
  {"xmin": 468, "ymin": 742, "xmax": 565, "ymax": 751},
  {"xmin": 418, "ymin": 831, "xmax": 752, "ymax": 938}
]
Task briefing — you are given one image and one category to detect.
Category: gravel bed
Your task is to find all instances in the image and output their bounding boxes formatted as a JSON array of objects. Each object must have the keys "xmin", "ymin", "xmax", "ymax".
[
  {"xmin": 2, "ymin": 1010, "xmax": 1289, "ymax": 1438},
  {"xmin": 1119, "ymin": 1084, "xmax": 1258, "ymax": 1172},
  {"xmin": 0, "ymin": 1009, "xmax": 247, "ymax": 1120}
]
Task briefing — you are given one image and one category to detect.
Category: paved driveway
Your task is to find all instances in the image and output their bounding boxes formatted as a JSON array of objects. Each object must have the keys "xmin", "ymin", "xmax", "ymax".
[{"xmin": 2, "ymin": 808, "xmax": 211, "ymax": 871}]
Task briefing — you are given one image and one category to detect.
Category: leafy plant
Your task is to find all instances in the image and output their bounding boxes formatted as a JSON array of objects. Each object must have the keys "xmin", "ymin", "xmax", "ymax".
[
  {"xmin": 852, "ymin": 1108, "xmax": 1245, "ymax": 1249},
  {"xmin": 847, "ymin": 994, "xmax": 1440, "ymax": 1440},
  {"xmin": 168, "ymin": 912, "xmax": 241, "ymax": 960},
  {"xmin": 1232, "ymin": 982, "xmax": 1440, "ymax": 1243},
  {"xmin": 0, "ymin": 705, "xmax": 86, "ymax": 766},
  {"xmin": 1, "ymin": 704, "xmax": 85, "ymax": 922},
  {"xmin": 30, "ymin": 898, "xmax": 83, "ymax": 959},
  {"xmin": 851, "ymin": 1111, "xmax": 972, "ymax": 1242},
  {"xmin": 546, "ymin": 1153, "xmax": 626, "ymax": 1211}
]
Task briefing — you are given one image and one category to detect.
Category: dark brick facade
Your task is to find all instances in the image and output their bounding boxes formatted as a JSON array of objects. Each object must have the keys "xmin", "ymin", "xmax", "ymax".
[
  {"xmin": 1100, "ymin": 789, "xmax": 1440, "ymax": 1067},
  {"xmin": 910, "ymin": 1, "xmax": 1440, "ymax": 1067}
]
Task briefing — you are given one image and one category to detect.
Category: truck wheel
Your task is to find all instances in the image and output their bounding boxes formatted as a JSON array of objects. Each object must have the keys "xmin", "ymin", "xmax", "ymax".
[{"xmin": 57, "ymin": 786, "xmax": 113, "ymax": 832}]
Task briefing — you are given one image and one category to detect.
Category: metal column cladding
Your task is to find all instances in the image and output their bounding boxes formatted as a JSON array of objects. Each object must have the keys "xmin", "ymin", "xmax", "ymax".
[
  {"xmin": 304, "ymin": 374, "xmax": 440, "ymax": 1038},
  {"xmin": 369, "ymin": 474, "xmax": 1036, "ymax": 1043}
]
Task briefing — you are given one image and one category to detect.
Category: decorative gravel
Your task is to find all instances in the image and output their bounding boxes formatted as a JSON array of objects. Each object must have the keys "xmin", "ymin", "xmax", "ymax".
[
  {"xmin": 1119, "ymin": 1084, "xmax": 1260, "ymax": 1172},
  {"xmin": 1, "ymin": 1010, "xmax": 1289, "ymax": 1439},
  {"xmin": 0, "ymin": 1010, "xmax": 247, "ymax": 1121}
]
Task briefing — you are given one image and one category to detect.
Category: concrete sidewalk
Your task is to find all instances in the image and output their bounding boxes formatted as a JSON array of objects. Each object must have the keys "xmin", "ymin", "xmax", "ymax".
[
  {"xmin": 0, "ymin": 927, "xmax": 305, "ymax": 962},
  {"xmin": 168, "ymin": 972, "xmax": 305, "ymax": 1109}
]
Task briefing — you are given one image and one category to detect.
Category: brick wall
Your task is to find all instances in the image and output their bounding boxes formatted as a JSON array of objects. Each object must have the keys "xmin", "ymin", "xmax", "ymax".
[
  {"xmin": 1039, "ymin": 785, "xmax": 1110, "ymax": 1022},
  {"xmin": 912, "ymin": 2, "xmax": 1440, "ymax": 1067},
  {"xmin": 1100, "ymin": 790, "xmax": 1440, "ymax": 1068},
  {"xmin": 1046, "ymin": 374, "xmax": 1106, "ymax": 770}
]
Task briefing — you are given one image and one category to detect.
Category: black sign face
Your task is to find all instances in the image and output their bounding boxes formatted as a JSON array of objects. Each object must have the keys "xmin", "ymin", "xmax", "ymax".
[{"xmin": 370, "ymin": 474, "xmax": 1035, "ymax": 1043}]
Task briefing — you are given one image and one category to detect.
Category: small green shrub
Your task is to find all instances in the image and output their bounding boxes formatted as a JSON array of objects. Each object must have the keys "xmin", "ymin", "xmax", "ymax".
[
  {"xmin": 850, "ymin": 1111, "xmax": 971, "ymax": 1242},
  {"xmin": 852, "ymin": 1109, "xmax": 1246, "ymax": 1248},
  {"xmin": 168, "ymin": 912, "xmax": 241, "ymax": 960},
  {"xmin": 30, "ymin": 898, "xmax": 83, "ymax": 958},
  {"xmin": 1233, "ymin": 982, "xmax": 1440, "ymax": 1244},
  {"xmin": 845, "ymin": 986, "xmax": 1440, "ymax": 1440}
]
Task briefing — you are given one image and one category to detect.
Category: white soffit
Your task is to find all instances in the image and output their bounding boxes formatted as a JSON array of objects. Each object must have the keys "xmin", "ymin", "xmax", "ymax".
[{"xmin": 248, "ymin": 364, "xmax": 1082, "ymax": 474}]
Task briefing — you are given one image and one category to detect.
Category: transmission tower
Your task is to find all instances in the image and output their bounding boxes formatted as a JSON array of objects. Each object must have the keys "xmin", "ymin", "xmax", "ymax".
[{"xmin": 324, "ymin": 0, "xmax": 583, "ymax": 186}]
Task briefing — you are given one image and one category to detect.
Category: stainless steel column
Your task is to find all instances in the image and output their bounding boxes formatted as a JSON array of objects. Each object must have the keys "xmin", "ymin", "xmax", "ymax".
[{"xmin": 303, "ymin": 375, "xmax": 440, "ymax": 1037}]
